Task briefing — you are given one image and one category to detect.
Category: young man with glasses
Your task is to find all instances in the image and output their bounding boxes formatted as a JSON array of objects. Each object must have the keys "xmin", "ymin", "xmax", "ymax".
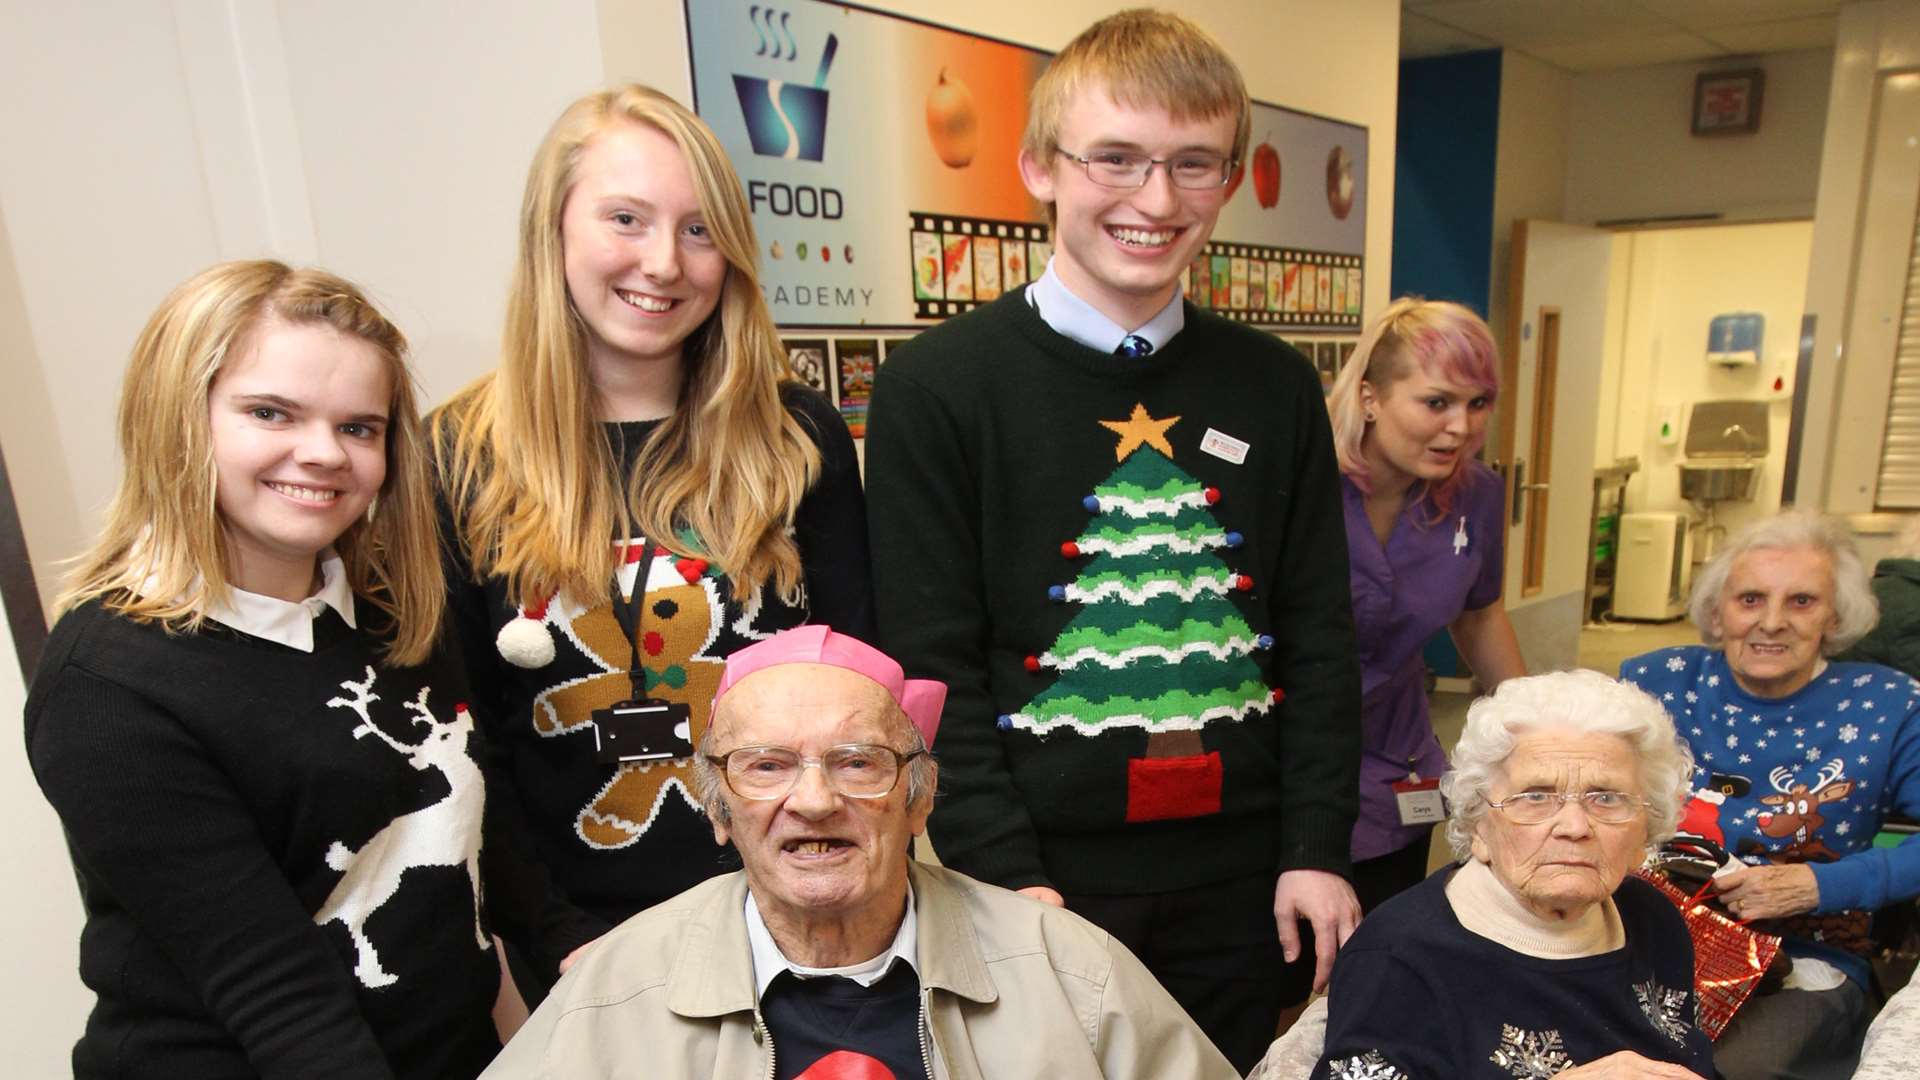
[
  {"xmin": 483, "ymin": 625, "xmax": 1238, "ymax": 1079},
  {"xmin": 866, "ymin": 10, "xmax": 1362, "ymax": 1071}
]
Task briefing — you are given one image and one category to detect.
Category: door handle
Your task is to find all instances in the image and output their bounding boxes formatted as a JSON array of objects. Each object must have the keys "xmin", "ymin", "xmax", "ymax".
[{"xmin": 1510, "ymin": 458, "xmax": 1526, "ymax": 526}]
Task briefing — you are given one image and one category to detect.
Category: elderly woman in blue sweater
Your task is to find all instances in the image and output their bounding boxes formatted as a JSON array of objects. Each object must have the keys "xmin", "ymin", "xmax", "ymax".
[{"xmin": 1623, "ymin": 509, "xmax": 1920, "ymax": 1080}]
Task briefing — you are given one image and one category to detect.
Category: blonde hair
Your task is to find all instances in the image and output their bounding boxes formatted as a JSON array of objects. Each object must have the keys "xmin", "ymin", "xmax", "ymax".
[
  {"xmin": 1022, "ymin": 9, "xmax": 1250, "ymax": 222},
  {"xmin": 434, "ymin": 84, "xmax": 818, "ymax": 607},
  {"xmin": 1328, "ymin": 297, "xmax": 1500, "ymax": 517},
  {"xmin": 58, "ymin": 260, "xmax": 444, "ymax": 665}
]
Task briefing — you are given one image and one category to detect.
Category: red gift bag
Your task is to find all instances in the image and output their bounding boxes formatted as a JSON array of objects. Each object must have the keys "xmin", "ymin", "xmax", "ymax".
[{"xmin": 1634, "ymin": 869, "xmax": 1783, "ymax": 1040}]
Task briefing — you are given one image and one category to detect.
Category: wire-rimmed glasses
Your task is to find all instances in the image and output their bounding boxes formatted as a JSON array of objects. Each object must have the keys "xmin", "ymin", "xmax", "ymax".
[
  {"xmin": 1054, "ymin": 147, "xmax": 1236, "ymax": 190},
  {"xmin": 1487, "ymin": 790, "xmax": 1646, "ymax": 825},
  {"xmin": 707, "ymin": 743, "xmax": 925, "ymax": 800}
]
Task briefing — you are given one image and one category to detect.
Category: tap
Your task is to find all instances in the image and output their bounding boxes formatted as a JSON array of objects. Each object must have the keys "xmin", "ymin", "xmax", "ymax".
[{"xmin": 1722, "ymin": 423, "xmax": 1759, "ymax": 457}]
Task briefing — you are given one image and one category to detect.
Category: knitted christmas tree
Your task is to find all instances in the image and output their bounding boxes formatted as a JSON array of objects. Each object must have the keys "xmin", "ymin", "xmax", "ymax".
[{"xmin": 1004, "ymin": 404, "xmax": 1274, "ymax": 738}]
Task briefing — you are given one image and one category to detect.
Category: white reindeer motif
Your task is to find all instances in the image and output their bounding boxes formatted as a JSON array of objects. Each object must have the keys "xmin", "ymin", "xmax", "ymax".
[{"xmin": 315, "ymin": 667, "xmax": 488, "ymax": 989}]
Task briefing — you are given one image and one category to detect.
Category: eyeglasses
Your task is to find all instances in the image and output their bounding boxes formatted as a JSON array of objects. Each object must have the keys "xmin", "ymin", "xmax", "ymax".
[
  {"xmin": 1487, "ymin": 790, "xmax": 1646, "ymax": 825},
  {"xmin": 707, "ymin": 744, "xmax": 925, "ymax": 800},
  {"xmin": 1054, "ymin": 147, "xmax": 1236, "ymax": 190}
]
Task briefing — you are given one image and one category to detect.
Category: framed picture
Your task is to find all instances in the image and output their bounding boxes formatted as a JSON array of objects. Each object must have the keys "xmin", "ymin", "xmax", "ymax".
[
  {"xmin": 834, "ymin": 338, "xmax": 880, "ymax": 438},
  {"xmin": 784, "ymin": 338, "xmax": 832, "ymax": 399},
  {"xmin": 1692, "ymin": 69, "xmax": 1764, "ymax": 136}
]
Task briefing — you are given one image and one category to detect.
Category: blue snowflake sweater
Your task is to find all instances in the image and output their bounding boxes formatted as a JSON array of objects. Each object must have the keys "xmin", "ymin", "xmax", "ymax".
[{"xmin": 1622, "ymin": 645, "xmax": 1920, "ymax": 984}]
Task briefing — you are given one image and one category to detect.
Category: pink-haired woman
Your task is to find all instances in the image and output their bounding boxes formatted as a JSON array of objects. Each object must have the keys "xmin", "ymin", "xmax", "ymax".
[{"xmin": 1326, "ymin": 298, "xmax": 1526, "ymax": 911}]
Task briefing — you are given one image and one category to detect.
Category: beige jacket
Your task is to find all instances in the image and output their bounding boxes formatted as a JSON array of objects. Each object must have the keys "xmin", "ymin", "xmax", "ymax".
[{"xmin": 482, "ymin": 861, "xmax": 1237, "ymax": 1079}]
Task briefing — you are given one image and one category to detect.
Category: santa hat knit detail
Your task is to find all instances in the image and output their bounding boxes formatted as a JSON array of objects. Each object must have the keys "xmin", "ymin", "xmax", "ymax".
[{"xmin": 496, "ymin": 593, "xmax": 556, "ymax": 668}]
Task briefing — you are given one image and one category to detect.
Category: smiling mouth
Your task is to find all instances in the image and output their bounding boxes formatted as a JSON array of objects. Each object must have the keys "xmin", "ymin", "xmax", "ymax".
[
  {"xmin": 616, "ymin": 288, "xmax": 675, "ymax": 313},
  {"xmin": 1107, "ymin": 225, "xmax": 1179, "ymax": 249},
  {"xmin": 784, "ymin": 839, "xmax": 852, "ymax": 855},
  {"xmin": 265, "ymin": 481, "xmax": 341, "ymax": 504}
]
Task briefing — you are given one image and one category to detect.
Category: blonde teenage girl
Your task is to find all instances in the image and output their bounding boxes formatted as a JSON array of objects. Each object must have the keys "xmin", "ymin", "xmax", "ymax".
[
  {"xmin": 432, "ymin": 86, "xmax": 873, "ymax": 975},
  {"xmin": 27, "ymin": 261, "xmax": 597, "ymax": 1078}
]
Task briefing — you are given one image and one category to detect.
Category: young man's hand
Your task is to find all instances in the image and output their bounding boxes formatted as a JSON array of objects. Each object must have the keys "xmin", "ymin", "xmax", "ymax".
[{"xmin": 1272, "ymin": 870, "xmax": 1361, "ymax": 994}]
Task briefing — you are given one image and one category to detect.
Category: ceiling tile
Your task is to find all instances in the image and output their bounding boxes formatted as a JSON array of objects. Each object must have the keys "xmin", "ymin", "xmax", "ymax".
[
  {"xmin": 1411, "ymin": 0, "xmax": 1671, "ymax": 47},
  {"xmin": 1524, "ymin": 32, "xmax": 1729, "ymax": 73},
  {"xmin": 1402, "ymin": 10, "xmax": 1500, "ymax": 58},
  {"xmin": 1699, "ymin": 15, "xmax": 1838, "ymax": 56},
  {"xmin": 1631, "ymin": 1, "xmax": 1841, "ymax": 33}
]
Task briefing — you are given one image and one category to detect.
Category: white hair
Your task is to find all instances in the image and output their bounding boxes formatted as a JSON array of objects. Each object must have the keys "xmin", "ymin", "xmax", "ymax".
[
  {"xmin": 1440, "ymin": 669, "xmax": 1695, "ymax": 861},
  {"xmin": 1687, "ymin": 509, "xmax": 1878, "ymax": 655}
]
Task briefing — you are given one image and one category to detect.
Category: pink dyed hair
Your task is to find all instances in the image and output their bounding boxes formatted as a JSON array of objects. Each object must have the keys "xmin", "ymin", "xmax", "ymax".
[{"xmin": 1327, "ymin": 297, "xmax": 1500, "ymax": 517}]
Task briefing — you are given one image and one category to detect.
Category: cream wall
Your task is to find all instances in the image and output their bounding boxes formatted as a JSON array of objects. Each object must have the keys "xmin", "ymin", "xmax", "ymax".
[
  {"xmin": 0, "ymin": 0, "xmax": 1401, "ymax": 1067},
  {"xmin": 1563, "ymin": 48, "xmax": 1833, "ymax": 226},
  {"xmin": 1597, "ymin": 222, "xmax": 1812, "ymax": 543},
  {"xmin": 1487, "ymin": 52, "xmax": 1571, "ymax": 368},
  {"xmin": 1797, "ymin": 0, "xmax": 1920, "ymax": 514}
]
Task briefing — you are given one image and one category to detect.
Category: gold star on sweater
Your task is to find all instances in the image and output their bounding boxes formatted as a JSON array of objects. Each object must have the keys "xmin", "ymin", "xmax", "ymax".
[{"xmin": 1099, "ymin": 403, "xmax": 1180, "ymax": 461}]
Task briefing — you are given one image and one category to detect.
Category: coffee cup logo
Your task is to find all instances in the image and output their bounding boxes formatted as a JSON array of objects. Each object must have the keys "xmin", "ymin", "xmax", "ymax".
[{"xmin": 733, "ymin": 13, "xmax": 838, "ymax": 162}]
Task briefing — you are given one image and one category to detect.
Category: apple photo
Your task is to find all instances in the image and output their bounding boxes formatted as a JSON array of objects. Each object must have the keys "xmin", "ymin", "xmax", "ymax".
[{"xmin": 1251, "ymin": 137, "xmax": 1280, "ymax": 209}]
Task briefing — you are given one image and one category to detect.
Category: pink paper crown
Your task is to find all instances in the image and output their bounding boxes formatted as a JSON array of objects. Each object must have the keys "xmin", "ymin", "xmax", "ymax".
[{"xmin": 713, "ymin": 625, "xmax": 946, "ymax": 746}]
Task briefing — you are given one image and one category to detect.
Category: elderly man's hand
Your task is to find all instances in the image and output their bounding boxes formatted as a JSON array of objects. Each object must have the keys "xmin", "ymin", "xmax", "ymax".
[
  {"xmin": 1018, "ymin": 885, "xmax": 1066, "ymax": 907},
  {"xmin": 1273, "ymin": 869, "xmax": 1361, "ymax": 994},
  {"xmin": 1556, "ymin": 1050, "xmax": 1702, "ymax": 1077},
  {"xmin": 1715, "ymin": 862, "xmax": 1819, "ymax": 921}
]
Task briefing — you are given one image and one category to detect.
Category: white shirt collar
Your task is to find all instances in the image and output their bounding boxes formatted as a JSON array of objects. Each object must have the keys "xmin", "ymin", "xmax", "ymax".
[
  {"xmin": 1026, "ymin": 257, "xmax": 1186, "ymax": 354},
  {"xmin": 744, "ymin": 884, "xmax": 918, "ymax": 1002},
  {"xmin": 202, "ymin": 554, "xmax": 357, "ymax": 652}
]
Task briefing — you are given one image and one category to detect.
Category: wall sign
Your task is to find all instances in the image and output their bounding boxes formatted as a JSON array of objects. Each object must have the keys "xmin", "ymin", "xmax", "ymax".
[{"xmin": 685, "ymin": 0, "xmax": 1367, "ymax": 331}]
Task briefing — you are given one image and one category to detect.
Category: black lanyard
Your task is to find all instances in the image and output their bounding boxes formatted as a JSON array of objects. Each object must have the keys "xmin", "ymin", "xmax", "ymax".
[{"xmin": 605, "ymin": 544, "xmax": 660, "ymax": 705}]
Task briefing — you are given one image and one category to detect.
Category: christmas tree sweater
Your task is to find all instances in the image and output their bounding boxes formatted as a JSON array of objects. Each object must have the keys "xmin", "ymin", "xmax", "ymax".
[
  {"xmin": 26, "ymin": 598, "xmax": 600, "ymax": 1080},
  {"xmin": 440, "ymin": 385, "xmax": 874, "ymax": 923},
  {"xmin": 867, "ymin": 289, "xmax": 1361, "ymax": 895},
  {"xmin": 1622, "ymin": 645, "xmax": 1920, "ymax": 986}
]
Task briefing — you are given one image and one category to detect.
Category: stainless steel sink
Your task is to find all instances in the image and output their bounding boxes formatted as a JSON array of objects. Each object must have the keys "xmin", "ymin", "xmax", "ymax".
[{"xmin": 1679, "ymin": 462, "xmax": 1759, "ymax": 501}]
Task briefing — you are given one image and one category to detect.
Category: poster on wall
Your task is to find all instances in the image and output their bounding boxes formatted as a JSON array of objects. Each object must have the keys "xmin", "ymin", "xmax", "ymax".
[{"xmin": 685, "ymin": 0, "xmax": 1366, "ymax": 331}]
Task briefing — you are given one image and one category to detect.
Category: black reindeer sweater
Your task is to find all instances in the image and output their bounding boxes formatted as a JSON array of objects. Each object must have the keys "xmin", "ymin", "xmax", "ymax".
[{"xmin": 26, "ymin": 597, "xmax": 601, "ymax": 1080}]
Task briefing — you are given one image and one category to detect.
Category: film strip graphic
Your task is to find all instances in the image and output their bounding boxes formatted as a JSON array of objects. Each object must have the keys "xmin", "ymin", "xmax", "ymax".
[
  {"xmin": 1184, "ymin": 244, "xmax": 1362, "ymax": 329},
  {"xmin": 908, "ymin": 212, "xmax": 1051, "ymax": 319}
]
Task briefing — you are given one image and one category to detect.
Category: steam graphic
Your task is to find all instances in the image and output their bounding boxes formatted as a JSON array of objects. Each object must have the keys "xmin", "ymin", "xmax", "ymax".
[
  {"xmin": 747, "ymin": 5, "xmax": 797, "ymax": 60},
  {"xmin": 732, "ymin": 16, "xmax": 837, "ymax": 162}
]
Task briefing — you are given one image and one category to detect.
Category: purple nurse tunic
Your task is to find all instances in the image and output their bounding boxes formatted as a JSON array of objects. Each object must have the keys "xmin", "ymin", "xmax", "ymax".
[{"xmin": 1343, "ymin": 461, "xmax": 1506, "ymax": 862}]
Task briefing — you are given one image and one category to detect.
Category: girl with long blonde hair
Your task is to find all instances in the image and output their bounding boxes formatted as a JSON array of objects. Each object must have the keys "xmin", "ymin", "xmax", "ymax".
[
  {"xmin": 432, "ymin": 85, "xmax": 872, "ymax": 976},
  {"xmin": 1327, "ymin": 297, "xmax": 1525, "ymax": 912},
  {"xmin": 27, "ymin": 260, "xmax": 597, "ymax": 1077}
]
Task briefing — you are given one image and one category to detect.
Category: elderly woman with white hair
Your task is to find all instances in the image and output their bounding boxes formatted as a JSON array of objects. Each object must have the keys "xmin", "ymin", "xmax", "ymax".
[
  {"xmin": 1622, "ymin": 509, "xmax": 1920, "ymax": 1080},
  {"xmin": 1312, "ymin": 670, "xmax": 1712, "ymax": 1079}
]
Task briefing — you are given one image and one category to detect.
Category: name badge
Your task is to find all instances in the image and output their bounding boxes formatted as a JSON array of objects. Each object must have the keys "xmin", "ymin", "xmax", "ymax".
[
  {"xmin": 1200, "ymin": 427, "xmax": 1250, "ymax": 465},
  {"xmin": 1392, "ymin": 777, "xmax": 1445, "ymax": 826},
  {"xmin": 593, "ymin": 700, "xmax": 695, "ymax": 764}
]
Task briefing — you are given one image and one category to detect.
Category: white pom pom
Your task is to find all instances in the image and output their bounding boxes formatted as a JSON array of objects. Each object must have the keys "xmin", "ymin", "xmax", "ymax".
[{"xmin": 496, "ymin": 617, "xmax": 555, "ymax": 668}]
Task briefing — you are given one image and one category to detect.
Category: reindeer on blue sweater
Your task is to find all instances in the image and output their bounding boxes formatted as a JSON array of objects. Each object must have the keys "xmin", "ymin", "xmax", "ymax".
[{"xmin": 316, "ymin": 667, "xmax": 488, "ymax": 988}]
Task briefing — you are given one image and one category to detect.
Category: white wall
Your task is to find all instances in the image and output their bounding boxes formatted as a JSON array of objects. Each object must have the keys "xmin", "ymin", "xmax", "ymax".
[
  {"xmin": 0, "ymin": 631, "xmax": 88, "ymax": 1077},
  {"xmin": 1599, "ymin": 222, "xmax": 1812, "ymax": 542},
  {"xmin": 0, "ymin": 0, "xmax": 1402, "ymax": 1067},
  {"xmin": 1564, "ymin": 48, "xmax": 1833, "ymax": 225}
]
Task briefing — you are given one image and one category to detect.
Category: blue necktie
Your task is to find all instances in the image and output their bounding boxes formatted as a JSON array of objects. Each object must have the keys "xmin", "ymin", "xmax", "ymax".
[{"xmin": 1116, "ymin": 334, "xmax": 1154, "ymax": 358}]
